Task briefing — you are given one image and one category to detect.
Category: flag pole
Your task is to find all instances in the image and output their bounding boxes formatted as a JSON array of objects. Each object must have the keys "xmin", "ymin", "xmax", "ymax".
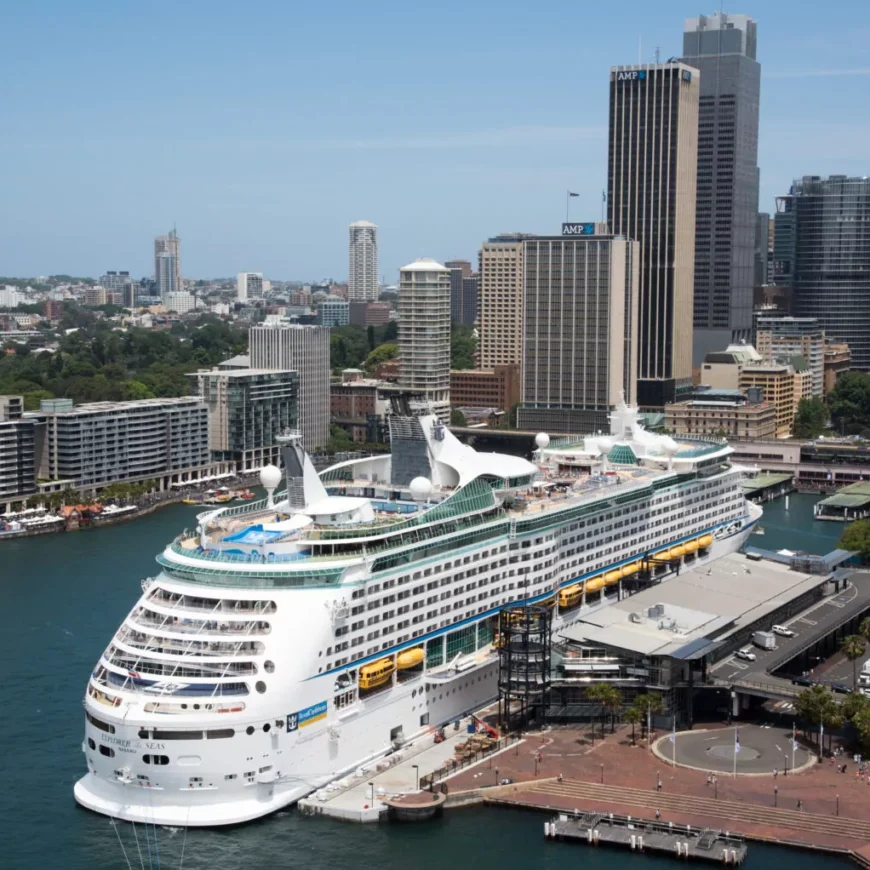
[
  {"xmin": 733, "ymin": 727, "xmax": 738, "ymax": 779},
  {"xmin": 648, "ymin": 701, "xmax": 652, "ymax": 753},
  {"xmin": 672, "ymin": 715, "xmax": 676, "ymax": 768},
  {"xmin": 792, "ymin": 721, "xmax": 796, "ymax": 773}
]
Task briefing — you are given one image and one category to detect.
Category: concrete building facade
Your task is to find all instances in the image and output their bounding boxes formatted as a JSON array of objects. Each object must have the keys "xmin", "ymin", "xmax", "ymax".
[
  {"xmin": 608, "ymin": 62, "xmax": 700, "ymax": 407},
  {"xmin": 195, "ymin": 368, "xmax": 299, "ymax": 470},
  {"xmin": 164, "ymin": 292, "xmax": 197, "ymax": 314},
  {"xmin": 348, "ymin": 221, "xmax": 379, "ymax": 302},
  {"xmin": 0, "ymin": 395, "xmax": 37, "ymax": 507},
  {"xmin": 154, "ymin": 229, "xmax": 181, "ymax": 298},
  {"xmin": 517, "ymin": 234, "xmax": 639, "ymax": 434},
  {"xmin": 446, "ymin": 260, "xmax": 479, "ymax": 326},
  {"xmin": 249, "ymin": 323, "xmax": 330, "ymax": 449},
  {"xmin": 237, "ymin": 272, "xmax": 264, "ymax": 303},
  {"xmin": 700, "ymin": 343, "xmax": 762, "ymax": 390},
  {"xmin": 665, "ymin": 395, "xmax": 776, "ymax": 439},
  {"xmin": 349, "ymin": 301, "xmax": 391, "ymax": 327},
  {"xmin": 398, "ymin": 259, "xmax": 451, "ymax": 422},
  {"xmin": 754, "ymin": 315, "xmax": 825, "ymax": 396},
  {"xmin": 477, "ymin": 235, "xmax": 528, "ymax": 369},
  {"xmin": 317, "ymin": 299, "xmax": 350, "ymax": 327},
  {"xmin": 449, "ymin": 365, "xmax": 521, "ymax": 413},
  {"xmin": 824, "ymin": 342, "xmax": 852, "ymax": 395},
  {"xmin": 681, "ymin": 13, "xmax": 760, "ymax": 363},
  {"xmin": 739, "ymin": 364, "xmax": 799, "ymax": 438}
]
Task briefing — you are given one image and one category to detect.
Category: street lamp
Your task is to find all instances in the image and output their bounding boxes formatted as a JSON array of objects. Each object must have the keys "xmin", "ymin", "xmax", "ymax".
[
  {"xmin": 369, "ymin": 781, "xmax": 375, "ymax": 805},
  {"xmin": 774, "ymin": 786, "xmax": 778, "ymax": 808},
  {"xmin": 535, "ymin": 756, "xmax": 540, "ymax": 777},
  {"xmin": 412, "ymin": 764, "xmax": 419, "ymax": 792},
  {"xmin": 837, "ymin": 794, "xmax": 840, "ymax": 817},
  {"xmin": 495, "ymin": 766, "xmax": 499, "ymax": 785},
  {"xmin": 600, "ymin": 763, "xmax": 604, "ymax": 784}
]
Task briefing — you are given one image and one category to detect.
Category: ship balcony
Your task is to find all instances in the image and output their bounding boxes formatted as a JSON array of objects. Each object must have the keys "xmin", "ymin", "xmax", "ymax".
[
  {"xmin": 127, "ymin": 610, "xmax": 271, "ymax": 636},
  {"xmin": 113, "ymin": 631, "xmax": 265, "ymax": 661},
  {"xmin": 145, "ymin": 587, "xmax": 277, "ymax": 616}
]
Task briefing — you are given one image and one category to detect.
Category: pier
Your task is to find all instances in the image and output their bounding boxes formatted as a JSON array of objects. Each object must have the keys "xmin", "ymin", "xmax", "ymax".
[{"xmin": 544, "ymin": 810, "xmax": 747, "ymax": 864}]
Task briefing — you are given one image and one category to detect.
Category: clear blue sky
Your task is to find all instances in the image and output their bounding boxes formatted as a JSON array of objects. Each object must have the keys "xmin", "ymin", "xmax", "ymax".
[{"xmin": 2, "ymin": 0, "xmax": 868, "ymax": 282}]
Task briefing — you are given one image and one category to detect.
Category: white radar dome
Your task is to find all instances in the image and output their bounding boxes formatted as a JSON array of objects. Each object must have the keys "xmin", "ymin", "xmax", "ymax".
[
  {"xmin": 597, "ymin": 437, "xmax": 615, "ymax": 455},
  {"xmin": 260, "ymin": 464, "xmax": 282, "ymax": 490},
  {"xmin": 409, "ymin": 477, "xmax": 433, "ymax": 502},
  {"xmin": 660, "ymin": 436, "xmax": 680, "ymax": 456},
  {"xmin": 535, "ymin": 432, "xmax": 550, "ymax": 449}
]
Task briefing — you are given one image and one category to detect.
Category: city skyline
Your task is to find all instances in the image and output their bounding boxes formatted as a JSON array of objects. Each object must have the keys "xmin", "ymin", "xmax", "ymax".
[{"xmin": 3, "ymin": 1, "xmax": 868, "ymax": 280}]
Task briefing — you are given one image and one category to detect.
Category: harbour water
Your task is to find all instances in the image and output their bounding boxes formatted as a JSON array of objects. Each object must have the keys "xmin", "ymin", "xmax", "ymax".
[{"xmin": 0, "ymin": 498, "xmax": 854, "ymax": 869}]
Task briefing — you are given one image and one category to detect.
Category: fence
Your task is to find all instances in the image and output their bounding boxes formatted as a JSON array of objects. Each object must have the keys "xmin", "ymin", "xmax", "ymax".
[{"xmin": 419, "ymin": 732, "xmax": 520, "ymax": 791}]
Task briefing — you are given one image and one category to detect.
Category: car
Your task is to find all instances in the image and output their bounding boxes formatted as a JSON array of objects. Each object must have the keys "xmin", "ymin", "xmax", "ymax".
[
  {"xmin": 831, "ymin": 683, "xmax": 852, "ymax": 695},
  {"xmin": 772, "ymin": 625, "xmax": 796, "ymax": 638},
  {"xmin": 793, "ymin": 676, "xmax": 813, "ymax": 687},
  {"xmin": 735, "ymin": 648, "xmax": 757, "ymax": 662}
]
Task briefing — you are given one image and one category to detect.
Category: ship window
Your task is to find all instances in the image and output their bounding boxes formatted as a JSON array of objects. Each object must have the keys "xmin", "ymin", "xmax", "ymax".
[
  {"xmin": 225, "ymin": 774, "xmax": 238, "ymax": 780},
  {"xmin": 255, "ymin": 681, "xmax": 267, "ymax": 694},
  {"xmin": 263, "ymin": 723, "xmax": 271, "ymax": 733},
  {"xmin": 99, "ymin": 745, "xmax": 115, "ymax": 758},
  {"xmin": 264, "ymin": 660, "xmax": 275, "ymax": 674},
  {"xmin": 143, "ymin": 755, "xmax": 169, "ymax": 765},
  {"xmin": 246, "ymin": 726, "xmax": 255, "ymax": 735},
  {"xmin": 152, "ymin": 730, "xmax": 203, "ymax": 741},
  {"xmin": 87, "ymin": 737, "xmax": 96, "ymax": 750},
  {"xmin": 86, "ymin": 712, "xmax": 115, "ymax": 734},
  {"xmin": 206, "ymin": 729, "xmax": 235, "ymax": 739},
  {"xmin": 138, "ymin": 729, "xmax": 150, "ymax": 739}
]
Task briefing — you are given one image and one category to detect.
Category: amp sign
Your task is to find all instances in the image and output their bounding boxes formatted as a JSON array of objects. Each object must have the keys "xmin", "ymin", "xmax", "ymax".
[
  {"xmin": 562, "ymin": 223, "xmax": 596, "ymax": 236},
  {"xmin": 616, "ymin": 70, "xmax": 647, "ymax": 82}
]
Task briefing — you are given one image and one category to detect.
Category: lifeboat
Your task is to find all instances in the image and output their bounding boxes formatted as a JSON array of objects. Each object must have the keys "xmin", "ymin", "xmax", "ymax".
[
  {"xmin": 621, "ymin": 561, "xmax": 640, "ymax": 578},
  {"xmin": 698, "ymin": 534, "xmax": 714, "ymax": 549},
  {"xmin": 559, "ymin": 584, "xmax": 583, "ymax": 608},
  {"xmin": 604, "ymin": 569, "xmax": 622, "ymax": 585},
  {"xmin": 396, "ymin": 648, "xmax": 424, "ymax": 670},
  {"xmin": 586, "ymin": 576, "xmax": 605, "ymax": 592},
  {"xmin": 670, "ymin": 544, "xmax": 686, "ymax": 559},
  {"xmin": 653, "ymin": 548, "xmax": 670, "ymax": 560},
  {"xmin": 358, "ymin": 657, "xmax": 395, "ymax": 690},
  {"xmin": 684, "ymin": 539, "xmax": 699, "ymax": 553}
]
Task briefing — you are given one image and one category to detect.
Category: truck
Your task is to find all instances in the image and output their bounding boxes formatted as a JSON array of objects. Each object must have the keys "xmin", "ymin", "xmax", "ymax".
[{"xmin": 753, "ymin": 630, "xmax": 776, "ymax": 650}]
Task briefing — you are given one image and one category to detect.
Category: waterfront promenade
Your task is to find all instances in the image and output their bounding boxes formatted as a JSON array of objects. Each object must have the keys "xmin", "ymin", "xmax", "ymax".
[{"xmin": 441, "ymin": 724, "xmax": 870, "ymax": 861}]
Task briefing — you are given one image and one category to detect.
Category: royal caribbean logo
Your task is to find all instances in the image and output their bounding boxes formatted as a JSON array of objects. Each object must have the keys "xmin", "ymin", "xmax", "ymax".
[
  {"xmin": 616, "ymin": 70, "xmax": 647, "ymax": 82},
  {"xmin": 286, "ymin": 700, "xmax": 328, "ymax": 733}
]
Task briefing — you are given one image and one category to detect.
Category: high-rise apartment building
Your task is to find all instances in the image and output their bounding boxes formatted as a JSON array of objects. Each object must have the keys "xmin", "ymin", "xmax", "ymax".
[
  {"xmin": 446, "ymin": 260, "xmax": 479, "ymax": 326},
  {"xmin": 348, "ymin": 221, "xmax": 379, "ymax": 301},
  {"xmin": 478, "ymin": 235, "xmax": 531, "ymax": 369},
  {"xmin": 249, "ymin": 323, "xmax": 330, "ymax": 449},
  {"xmin": 154, "ymin": 229, "xmax": 181, "ymax": 298},
  {"xmin": 164, "ymin": 292, "xmax": 197, "ymax": 314},
  {"xmin": 682, "ymin": 13, "xmax": 760, "ymax": 364},
  {"xmin": 774, "ymin": 176, "xmax": 870, "ymax": 370},
  {"xmin": 237, "ymin": 272, "xmax": 264, "ymax": 303},
  {"xmin": 608, "ymin": 62, "xmax": 700, "ymax": 407},
  {"xmin": 0, "ymin": 395, "xmax": 37, "ymax": 509},
  {"xmin": 754, "ymin": 314, "xmax": 825, "ymax": 397},
  {"xmin": 195, "ymin": 368, "xmax": 299, "ymax": 471},
  {"xmin": 317, "ymin": 299, "xmax": 350, "ymax": 327},
  {"xmin": 398, "ymin": 259, "xmax": 451, "ymax": 422},
  {"xmin": 516, "ymin": 233, "xmax": 639, "ymax": 434}
]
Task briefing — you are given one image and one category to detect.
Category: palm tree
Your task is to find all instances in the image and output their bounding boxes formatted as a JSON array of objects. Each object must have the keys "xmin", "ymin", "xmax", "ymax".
[
  {"xmin": 625, "ymin": 706, "xmax": 643, "ymax": 745},
  {"xmin": 841, "ymin": 635, "xmax": 867, "ymax": 691},
  {"xmin": 634, "ymin": 692, "xmax": 664, "ymax": 738},
  {"xmin": 602, "ymin": 685, "xmax": 622, "ymax": 733},
  {"xmin": 860, "ymin": 617, "xmax": 870, "ymax": 646}
]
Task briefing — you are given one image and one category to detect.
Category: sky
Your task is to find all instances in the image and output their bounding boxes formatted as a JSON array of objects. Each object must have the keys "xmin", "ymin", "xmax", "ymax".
[{"xmin": 2, "ymin": 0, "xmax": 868, "ymax": 282}]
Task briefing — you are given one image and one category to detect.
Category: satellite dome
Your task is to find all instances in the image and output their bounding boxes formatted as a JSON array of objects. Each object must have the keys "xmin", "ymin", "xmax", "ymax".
[
  {"xmin": 597, "ymin": 436, "xmax": 615, "ymax": 455},
  {"xmin": 409, "ymin": 477, "xmax": 433, "ymax": 502},
  {"xmin": 260, "ymin": 464, "xmax": 282, "ymax": 490},
  {"xmin": 660, "ymin": 436, "xmax": 680, "ymax": 456},
  {"xmin": 535, "ymin": 433, "xmax": 550, "ymax": 449}
]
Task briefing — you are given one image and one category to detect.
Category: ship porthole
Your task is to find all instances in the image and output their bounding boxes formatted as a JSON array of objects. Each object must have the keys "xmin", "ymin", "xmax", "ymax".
[
  {"xmin": 246, "ymin": 726, "xmax": 255, "ymax": 735},
  {"xmin": 263, "ymin": 723, "xmax": 271, "ymax": 733},
  {"xmin": 264, "ymin": 660, "xmax": 275, "ymax": 674},
  {"xmin": 255, "ymin": 681, "xmax": 267, "ymax": 694}
]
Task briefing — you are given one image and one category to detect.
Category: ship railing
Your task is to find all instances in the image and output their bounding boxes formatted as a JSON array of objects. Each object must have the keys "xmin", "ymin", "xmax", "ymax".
[
  {"xmin": 168, "ymin": 541, "xmax": 313, "ymax": 563},
  {"xmin": 116, "ymin": 628, "xmax": 264, "ymax": 657},
  {"xmin": 195, "ymin": 490, "xmax": 287, "ymax": 524},
  {"xmin": 144, "ymin": 590, "xmax": 277, "ymax": 616},
  {"xmin": 105, "ymin": 654, "xmax": 258, "ymax": 678},
  {"xmin": 129, "ymin": 616, "xmax": 271, "ymax": 636}
]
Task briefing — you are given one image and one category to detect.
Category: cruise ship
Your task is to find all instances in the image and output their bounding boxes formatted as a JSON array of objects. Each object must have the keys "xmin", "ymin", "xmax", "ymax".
[{"xmin": 75, "ymin": 398, "xmax": 760, "ymax": 826}]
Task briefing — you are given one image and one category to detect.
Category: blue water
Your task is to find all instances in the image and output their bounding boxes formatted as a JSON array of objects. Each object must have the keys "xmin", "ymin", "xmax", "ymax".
[
  {"xmin": 754, "ymin": 492, "xmax": 844, "ymax": 555},
  {"xmin": 0, "ymin": 499, "xmax": 853, "ymax": 868}
]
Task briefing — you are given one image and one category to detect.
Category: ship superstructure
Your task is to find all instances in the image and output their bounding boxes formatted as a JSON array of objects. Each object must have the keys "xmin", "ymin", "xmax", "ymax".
[{"xmin": 75, "ymin": 400, "xmax": 760, "ymax": 826}]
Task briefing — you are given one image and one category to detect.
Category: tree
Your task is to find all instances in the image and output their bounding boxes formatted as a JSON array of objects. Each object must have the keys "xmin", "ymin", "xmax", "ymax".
[
  {"xmin": 362, "ymin": 342, "xmax": 398, "ymax": 374},
  {"xmin": 795, "ymin": 684, "xmax": 843, "ymax": 754},
  {"xmin": 451, "ymin": 325, "xmax": 477, "ymax": 370},
  {"xmin": 793, "ymin": 397, "xmax": 828, "ymax": 439},
  {"xmin": 624, "ymin": 705, "xmax": 643, "ymax": 745},
  {"xmin": 841, "ymin": 635, "xmax": 867, "ymax": 691},
  {"xmin": 451, "ymin": 409, "xmax": 467, "ymax": 427},
  {"xmin": 829, "ymin": 371, "xmax": 870, "ymax": 435},
  {"xmin": 633, "ymin": 692, "xmax": 664, "ymax": 738},
  {"xmin": 840, "ymin": 521, "xmax": 870, "ymax": 562},
  {"xmin": 860, "ymin": 616, "xmax": 870, "ymax": 646},
  {"xmin": 587, "ymin": 682, "xmax": 621, "ymax": 736}
]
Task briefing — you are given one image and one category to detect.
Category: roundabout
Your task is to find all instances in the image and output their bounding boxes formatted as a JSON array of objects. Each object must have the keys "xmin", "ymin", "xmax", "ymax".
[{"xmin": 653, "ymin": 724, "xmax": 816, "ymax": 776}]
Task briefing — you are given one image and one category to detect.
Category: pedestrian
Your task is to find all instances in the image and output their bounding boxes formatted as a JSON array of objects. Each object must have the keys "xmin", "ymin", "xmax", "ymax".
[
  {"xmin": 657, "ymin": 777, "xmax": 662, "ymax": 792},
  {"xmin": 707, "ymin": 774, "xmax": 712, "ymax": 786},
  {"xmin": 797, "ymin": 799, "xmax": 803, "ymax": 811},
  {"xmin": 774, "ymin": 768, "xmax": 778, "ymax": 779},
  {"xmin": 655, "ymin": 809, "xmax": 661, "ymax": 821}
]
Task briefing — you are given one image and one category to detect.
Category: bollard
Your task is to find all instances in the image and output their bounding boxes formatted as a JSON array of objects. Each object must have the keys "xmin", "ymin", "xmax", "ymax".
[
  {"xmin": 544, "ymin": 822, "xmax": 549, "ymax": 838},
  {"xmin": 687, "ymin": 824, "xmax": 691, "ymax": 834},
  {"xmin": 731, "ymin": 850, "xmax": 737, "ymax": 863},
  {"xmin": 594, "ymin": 829, "xmax": 599, "ymax": 844},
  {"xmin": 676, "ymin": 842, "xmax": 682, "ymax": 857},
  {"xmin": 638, "ymin": 836, "xmax": 644, "ymax": 852},
  {"xmin": 587, "ymin": 828, "xmax": 593, "ymax": 843},
  {"xmin": 722, "ymin": 849, "xmax": 728, "ymax": 863},
  {"xmin": 631, "ymin": 834, "xmax": 636, "ymax": 851},
  {"xmin": 669, "ymin": 822, "xmax": 674, "ymax": 832}
]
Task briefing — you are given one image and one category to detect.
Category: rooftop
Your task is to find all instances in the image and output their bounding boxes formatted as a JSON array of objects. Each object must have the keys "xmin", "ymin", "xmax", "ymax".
[{"xmin": 818, "ymin": 480, "xmax": 870, "ymax": 509}]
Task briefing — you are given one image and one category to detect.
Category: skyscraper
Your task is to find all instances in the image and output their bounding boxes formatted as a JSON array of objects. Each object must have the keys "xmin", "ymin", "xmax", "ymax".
[
  {"xmin": 516, "ymin": 231, "xmax": 639, "ymax": 434},
  {"xmin": 398, "ymin": 259, "xmax": 451, "ymax": 422},
  {"xmin": 249, "ymin": 324, "xmax": 331, "ymax": 448},
  {"xmin": 154, "ymin": 229, "xmax": 181, "ymax": 298},
  {"xmin": 477, "ymin": 235, "xmax": 530, "ymax": 369},
  {"xmin": 775, "ymin": 176, "xmax": 870, "ymax": 370},
  {"xmin": 446, "ymin": 260, "xmax": 479, "ymax": 326},
  {"xmin": 607, "ymin": 62, "xmax": 700, "ymax": 407},
  {"xmin": 237, "ymin": 272, "xmax": 264, "ymax": 303},
  {"xmin": 348, "ymin": 221, "xmax": 379, "ymax": 301},
  {"xmin": 682, "ymin": 13, "xmax": 760, "ymax": 364}
]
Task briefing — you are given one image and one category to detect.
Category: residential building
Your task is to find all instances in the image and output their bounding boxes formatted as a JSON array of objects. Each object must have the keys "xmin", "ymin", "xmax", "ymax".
[
  {"xmin": 101, "ymin": 271, "xmax": 132, "ymax": 292},
  {"xmin": 0, "ymin": 286, "xmax": 26, "ymax": 308},
  {"xmin": 446, "ymin": 260, "xmax": 479, "ymax": 326},
  {"xmin": 700, "ymin": 343, "xmax": 762, "ymax": 390},
  {"xmin": 0, "ymin": 395, "xmax": 37, "ymax": 510},
  {"xmin": 249, "ymin": 323, "xmax": 330, "ymax": 449},
  {"xmin": 398, "ymin": 259, "xmax": 451, "ymax": 422},
  {"xmin": 450, "ymin": 365, "xmax": 521, "ymax": 413},
  {"xmin": 237, "ymin": 272, "xmax": 264, "ymax": 303},
  {"xmin": 32, "ymin": 397, "xmax": 210, "ymax": 490},
  {"xmin": 330, "ymin": 370, "xmax": 400, "ymax": 443},
  {"xmin": 824, "ymin": 342, "xmax": 851, "ymax": 395},
  {"xmin": 739, "ymin": 363, "xmax": 799, "ymax": 438},
  {"xmin": 478, "ymin": 235, "xmax": 530, "ymax": 368},
  {"xmin": 164, "ymin": 292, "xmax": 197, "ymax": 314},
  {"xmin": 516, "ymin": 232, "xmax": 640, "ymax": 434},
  {"xmin": 154, "ymin": 229, "xmax": 181, "ymax": 297},
  {"xmin": 349, "ymin": 301, "xmax": 391, "ymax": 326},
  {"xmin": 194, "ymin": 368, "xmax": 299, "ymax": 471},
  {"xmin": 775, "ymin": 176, "xmax": 870, "ymax": 369},
  {"xmin": 754, "ymin": 315, "xmax": 825, "ymax": 396},
  {"xmin": 84, "ymin": 286, "xmax": 107, "ymax": 307},
  {"xmin": 42, "ymin": 300, "xmax": 64, "ymax": 320},
  {"xmin": 348, "ymin": 220, "xmax": 379, "ymax": 301},
  {"xmin": 608, "ymin": 62, "xmax": 700, "ymax": 406},
  {"xmin": 317, "ymin": 299, "xmax": 350, "ymax": 327},
  {"xmin": 681, "ymin": 13, "xmax": 760, "ymax": 363},
  {"xmin": 665, "ymin": 394, "xmax": 776, "ymax": 439}
]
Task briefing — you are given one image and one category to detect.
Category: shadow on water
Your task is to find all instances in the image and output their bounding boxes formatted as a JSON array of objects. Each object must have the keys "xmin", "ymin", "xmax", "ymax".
[
  {"xmin": 752, "ymin": 492, "xmax": 844, "ymax": 555},
  {"xmin": 0, "ymin": 499, "xmax": 854, "ymax": 868}
]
